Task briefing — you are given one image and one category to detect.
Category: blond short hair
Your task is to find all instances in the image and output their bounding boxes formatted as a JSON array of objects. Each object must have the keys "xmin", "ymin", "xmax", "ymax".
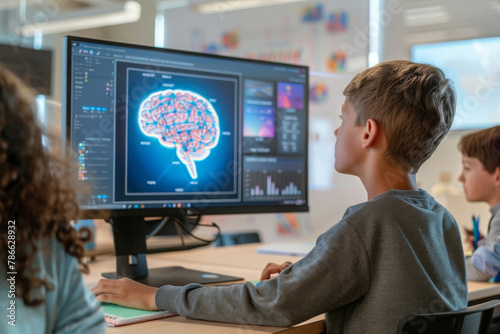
[{"xmin": 343, "ymin": 60, "xmax": 456, "ymax": 173}]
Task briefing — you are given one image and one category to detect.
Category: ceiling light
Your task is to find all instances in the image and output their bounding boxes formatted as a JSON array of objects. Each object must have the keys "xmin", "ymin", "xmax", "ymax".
[
  {"xmin": 405, "ymin": 27, "xmax": 481, "ymax": 44},
  {"xmin": 193, "ymin": 0, "xmax": 308, "ymax": 14},
  {"xmin": 19, "ymin": 1, "xmax": 141, "ymax": 36},
  {"xmin": 404, "ymin": 6, "xmax": 450, "ymax": 27}
]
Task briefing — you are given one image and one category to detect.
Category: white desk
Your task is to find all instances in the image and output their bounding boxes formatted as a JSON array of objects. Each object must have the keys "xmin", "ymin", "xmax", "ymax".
[
  {"xmin": 83, "ymin": 243, "xmax": 500, "ymax": 333},
  {"xmin": 84, "ymin": 247, "xmax": 324, "ymax": 334},
  {"xmin": 468, "ymin": 281, "xmax": 500, "ymax": 305}
]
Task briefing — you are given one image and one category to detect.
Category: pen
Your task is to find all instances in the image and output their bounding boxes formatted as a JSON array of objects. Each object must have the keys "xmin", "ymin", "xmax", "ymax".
[{"xmin": 472, "ymin": 215, "xmax": 480, "ymax": 250}]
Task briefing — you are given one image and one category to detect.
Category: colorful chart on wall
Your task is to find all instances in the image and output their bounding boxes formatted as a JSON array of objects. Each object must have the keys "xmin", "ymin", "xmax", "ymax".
[
  {"xmin": 326, "ymin": 11, "xmax": 348, "ymax": 33},
  {"xmin": 161, "ymin": 0, "xmax": 369, "ymax": 73},
  {"xmin": 310, "ymin": 82, "xmax": 328, "ymax": 103}
]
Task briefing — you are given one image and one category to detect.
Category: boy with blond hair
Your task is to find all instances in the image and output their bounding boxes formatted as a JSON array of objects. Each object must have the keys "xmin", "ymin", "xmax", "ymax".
[
  {"xmin": 459, "ymin": 126, "xmax": 500, "ymax": 281},
  {"xmin": 92, "ymin": 60, "xmax": 467, "ymax": 333}
]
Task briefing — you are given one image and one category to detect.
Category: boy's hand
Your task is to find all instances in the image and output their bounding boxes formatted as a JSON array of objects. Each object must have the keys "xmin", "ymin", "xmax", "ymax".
[
  {"xmin": 91, "ymin": 277, "xmax": 158, "ymax": 311},
  {"xmin": 260, "ymin": 261, "xmax": 292, "ymax": 281},
  {"xmin": 463, "ymin": 227, "xmax": 484, "ymax": 250}
]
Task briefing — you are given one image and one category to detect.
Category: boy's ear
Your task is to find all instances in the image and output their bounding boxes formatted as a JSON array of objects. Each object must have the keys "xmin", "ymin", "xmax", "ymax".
[
  {"xmin": 494, "ymin": 167, "xmax": 500, "ymax": 186},
  {"xmin": 361, "ymin": 118, "xmax": 379, "ymax": 149}
]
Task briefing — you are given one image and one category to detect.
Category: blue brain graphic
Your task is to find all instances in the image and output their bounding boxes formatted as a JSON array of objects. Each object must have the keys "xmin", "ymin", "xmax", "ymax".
[{"xmin": 138, "ymin": 89, "xmax": 220, "ymax": 179}]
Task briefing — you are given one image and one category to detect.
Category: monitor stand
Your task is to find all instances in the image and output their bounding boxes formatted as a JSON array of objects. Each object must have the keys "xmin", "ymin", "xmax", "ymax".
[{"xmin": 102, "ymin": 217, "xmax": 244, "ymax": 287}]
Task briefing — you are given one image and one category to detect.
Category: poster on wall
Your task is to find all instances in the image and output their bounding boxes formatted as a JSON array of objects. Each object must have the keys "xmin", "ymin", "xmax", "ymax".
[{"xmin": 160, "ymin": 0, "xmax": 369, "ymax": 74}]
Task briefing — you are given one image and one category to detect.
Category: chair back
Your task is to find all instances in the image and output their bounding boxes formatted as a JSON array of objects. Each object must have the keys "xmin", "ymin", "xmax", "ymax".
[{"xmin": 396, "ymin": 300, "xmax": 500, "ymax": 334}]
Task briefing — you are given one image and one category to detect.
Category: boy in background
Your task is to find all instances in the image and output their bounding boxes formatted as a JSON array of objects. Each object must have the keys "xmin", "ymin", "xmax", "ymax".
[
  {"xmin": 458, "ymin": 126, "xmax": 500, "ymax": 281},
  {"xmin": 92, "ymin": 60, "xmax": 467, "ymax": 333}
]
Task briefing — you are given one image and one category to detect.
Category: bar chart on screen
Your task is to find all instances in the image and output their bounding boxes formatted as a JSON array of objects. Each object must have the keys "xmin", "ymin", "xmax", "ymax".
[{"xmin": 244, "ymin": 169, "xmax": 304, "ymax": 200}]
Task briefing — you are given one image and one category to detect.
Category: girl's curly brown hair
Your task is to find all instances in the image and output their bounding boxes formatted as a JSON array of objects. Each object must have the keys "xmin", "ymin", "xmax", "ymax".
[{"xmin": 0, "ymin": 65, "xmax": 88, "ymax": 306}]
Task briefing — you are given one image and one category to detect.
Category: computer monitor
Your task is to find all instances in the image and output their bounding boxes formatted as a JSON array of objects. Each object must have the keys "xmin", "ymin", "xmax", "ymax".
[{"xmin": 62, "ymin": 36, "xmax": 309, "ymax": 286}]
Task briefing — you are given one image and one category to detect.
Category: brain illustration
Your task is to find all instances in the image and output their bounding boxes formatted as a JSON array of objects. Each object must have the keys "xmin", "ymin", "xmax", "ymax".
[{"xmin": 138, "ymin": 89, "xmax": 220, "ymax": 179}]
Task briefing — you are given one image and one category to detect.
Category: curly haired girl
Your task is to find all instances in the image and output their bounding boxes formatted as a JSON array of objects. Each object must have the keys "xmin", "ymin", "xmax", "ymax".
[{"xmin": 0, "ymin": 65, "xmax": 105, "ymax": 333}]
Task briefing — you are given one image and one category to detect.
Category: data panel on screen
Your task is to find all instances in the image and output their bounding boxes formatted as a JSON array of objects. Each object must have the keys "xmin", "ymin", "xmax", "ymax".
[
  {"xmin": 63, "ymin": 36, "xmax": 309, "ymax": 216},
  {"xmin": 411, "ymin": 36, "xmax": 500, "ymax": 131}
]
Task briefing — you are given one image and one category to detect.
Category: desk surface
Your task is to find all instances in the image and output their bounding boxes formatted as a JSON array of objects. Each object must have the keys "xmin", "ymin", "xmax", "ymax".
[
  {"xmin": 83, "ymin": 243, "xmax": 500, "ymax": 333},
  {"xmin": 84, "ymin": 245, "xmax": 324, "ymax": 333}
]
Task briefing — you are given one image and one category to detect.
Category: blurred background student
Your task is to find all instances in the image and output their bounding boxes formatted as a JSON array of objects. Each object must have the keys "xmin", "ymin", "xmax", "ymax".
[
  {"xmin": 458, "ymin": 126, "xmax": 500, "ymax": 282},
  {"xmin": 0, "ymin": 65, "xmax": 105, "ymax": 333}
]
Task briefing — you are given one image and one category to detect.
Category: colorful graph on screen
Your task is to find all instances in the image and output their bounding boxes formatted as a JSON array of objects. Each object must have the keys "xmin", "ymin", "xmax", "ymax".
[
  {"xmin": 277, "ymin": 82, "xmax": 304, "ymax": 109},
  {"xmin": 243, "ymin": 105, "xmax": 275, "ymax": 138}
]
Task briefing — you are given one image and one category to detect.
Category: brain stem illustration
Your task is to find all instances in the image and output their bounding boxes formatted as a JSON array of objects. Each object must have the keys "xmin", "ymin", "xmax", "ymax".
[{"xmin": 138, "ymin": 89, "xmax": 220, "ymax": 179}]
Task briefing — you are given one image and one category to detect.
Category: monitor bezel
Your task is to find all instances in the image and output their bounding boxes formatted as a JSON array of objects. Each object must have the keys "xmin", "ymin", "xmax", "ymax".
[{"xmin": 62, "ymin": 35, "xmax": 310, "ymax": 219}]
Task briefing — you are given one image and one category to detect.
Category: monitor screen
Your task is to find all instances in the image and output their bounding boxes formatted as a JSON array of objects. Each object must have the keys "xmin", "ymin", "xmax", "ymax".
[
  {"xmin": 62, "ymin": 36, "xmax": 309, "ymax": 219},
  {"xmin": 411, "ymin": 36, "xmax": 500, "ymax": 131}
]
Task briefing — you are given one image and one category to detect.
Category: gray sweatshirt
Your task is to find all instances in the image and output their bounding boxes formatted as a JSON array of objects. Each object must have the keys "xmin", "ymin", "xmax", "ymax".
[{"xmin": 156, "ymin": 189, "xmax": 468, "ymax": 333}]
